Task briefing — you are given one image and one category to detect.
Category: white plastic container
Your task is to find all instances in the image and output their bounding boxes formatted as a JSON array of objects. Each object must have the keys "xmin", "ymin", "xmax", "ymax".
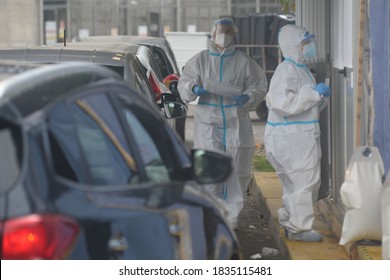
[
  {"xmin": 339, "ymin": 146, "xmax": 384, "ymax": 245},
  {"xmin": 382, "ymin": 172, "xmax": 390, "ymax": 259}
]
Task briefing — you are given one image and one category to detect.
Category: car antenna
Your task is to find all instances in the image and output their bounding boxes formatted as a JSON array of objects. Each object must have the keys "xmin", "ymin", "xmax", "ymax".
[{"xmin": 64, "ymin": 29, "xmax": 66, "ymax": 46}]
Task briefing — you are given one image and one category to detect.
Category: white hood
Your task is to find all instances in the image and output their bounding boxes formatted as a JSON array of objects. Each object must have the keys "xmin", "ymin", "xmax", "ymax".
[{"xmin": 278, "ymin": 24, "xmax": 308, "ymax": 63}]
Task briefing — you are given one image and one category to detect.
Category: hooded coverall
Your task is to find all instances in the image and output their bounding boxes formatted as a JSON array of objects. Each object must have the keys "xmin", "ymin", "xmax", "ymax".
[
  {"xmin": 264, "ymin": 24, "xmax": 325, "ymax": 235},
  {"xmin": 178, "ymin": 18, "xmax": 268, "ymax": 228}
]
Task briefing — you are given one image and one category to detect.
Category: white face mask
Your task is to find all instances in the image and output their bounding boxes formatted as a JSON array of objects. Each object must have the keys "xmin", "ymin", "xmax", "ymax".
[
  {"xmin": 214, "ymin": 34, "xmax": 233, "ymax": 48},
  {"xmin": 302, "ymin": 41, "xmax": 317, "ymax": 61}
]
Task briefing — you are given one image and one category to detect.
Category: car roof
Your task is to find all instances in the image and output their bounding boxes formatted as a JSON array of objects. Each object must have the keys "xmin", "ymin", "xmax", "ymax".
[
  {"xmin": 0, "ymin": 44, "xmax": 162, "ymax": 106},
  {"xmin": 47, "ymin": 41, "xmax": 142, "ymax": 54},
  {"xmin": 0, "ymin": 62, "xmax": 122, "ymax": 119},
  {"xmin": 82, "ymin": 35, "xmax": 169, "ymax": 48},
  {"xmin": 0, "ymin": 43, "xmax": 142, "ymax": 67},
  {"xmin": 81, "ymin": 36, "xmax": 180, "ymax": 75},
  {"xmin": 49, "ymin": 42, "xmax": 166, "ymax": 90}
]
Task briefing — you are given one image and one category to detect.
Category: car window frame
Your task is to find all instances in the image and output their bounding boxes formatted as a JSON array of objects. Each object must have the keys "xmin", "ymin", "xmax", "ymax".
[
  {"xmin": 47, "ymin": 81, "xmax": 187, "ymax": 192},
  {"xmin": 131, "ymin": 59, "xmax": 157, "ymax": 106},
  {"xmin": 47, "ymin": 83, "xmax": 147, "ymax": 187},
  {"xmin": 149, "ymin": 45, "xmax": 174, "ymax": 78},
  {"xmin": 111, "ymin": 91, "xmax": 186, "ymax": 183}
]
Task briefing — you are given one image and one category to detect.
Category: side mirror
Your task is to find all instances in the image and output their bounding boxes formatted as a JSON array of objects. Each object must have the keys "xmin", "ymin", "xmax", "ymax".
[
  {"xmin": 191, "ymin": 149, "xmax": 232, "ymax": 184},
  {"xmin": 163, "ymin": 101, "xmax": 187, "ymax": 119}
]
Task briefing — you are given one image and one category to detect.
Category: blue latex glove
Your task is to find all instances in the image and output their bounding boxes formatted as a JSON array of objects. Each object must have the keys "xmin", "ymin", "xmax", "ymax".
[
  {"xmin": 192, "ymin": 85, "xmax": 209, "ymax": 96},
  {"xmin": 314, "ymin": 83, "xmax": 331, "ymax": 97},
  {"xmin": 232, "ymin": 94, "xmax": 249, "ymax": 106}
]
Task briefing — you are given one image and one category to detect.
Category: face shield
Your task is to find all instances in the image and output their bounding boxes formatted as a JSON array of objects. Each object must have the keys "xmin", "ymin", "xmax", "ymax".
[
  {"xmin": 278, "ymin": 25, "xmax": 317, "ymax": 63},
  {"xmin": 211, "ymin": 18, "xmax": 238, "ymax": 48},
  {"xmin": 301, "ymin": 31, "xmax": 317, "ymax": 62}
]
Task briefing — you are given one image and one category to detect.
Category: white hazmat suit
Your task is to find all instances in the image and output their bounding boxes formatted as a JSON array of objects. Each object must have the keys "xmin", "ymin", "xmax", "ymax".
[
  {"xmin": 264, "ymin": 25, "xmax": 329, "ymax": 242},
  {"xmin": 178, "ymin": 18, "xmax": 268, "ymax": 228}
]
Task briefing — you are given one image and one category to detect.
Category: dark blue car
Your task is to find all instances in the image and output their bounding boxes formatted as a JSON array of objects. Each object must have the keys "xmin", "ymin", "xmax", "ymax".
[{"xmin": 0, "ymin": 61, "xmax": 241, "ymax": 260}]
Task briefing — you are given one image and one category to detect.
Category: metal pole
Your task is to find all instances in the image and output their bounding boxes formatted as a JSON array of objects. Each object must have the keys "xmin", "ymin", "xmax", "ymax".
[
  {"xmin": 38, "ymin": 0, "xmax": 44, "ymax": 45},
  {"xmin": 177, "ymin": 0, "xmax": 181, "ymax": 31},
  {"xmin": 160, "ymin": 0, "xmax": 164, "ymax": 35},
  {"xmin": 92, "ymin": 0, "xmax": 96, "ymax": 35},
  {"xmin": 66, "ymin": 0, "xmax": 71, "ymax": 41}
]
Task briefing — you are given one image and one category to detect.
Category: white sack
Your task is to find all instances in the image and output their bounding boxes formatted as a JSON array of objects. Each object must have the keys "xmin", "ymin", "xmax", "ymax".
[
  {"xmin": 339, "ymin": 146, "xmax": 384, "ymax": 246},
  {"xmin": 382, "ymin": 172, "xmax": 390, "ymax": 259}
]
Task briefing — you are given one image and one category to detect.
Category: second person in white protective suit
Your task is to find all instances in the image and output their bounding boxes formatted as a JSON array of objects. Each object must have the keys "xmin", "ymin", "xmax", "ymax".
[
  {"xmin": 264, "ymin": 24, "xmax": 331, "ymax": 242},
  {"xmin": 178, "ymin": 17, "xmax": 268, "ymax": 229}
]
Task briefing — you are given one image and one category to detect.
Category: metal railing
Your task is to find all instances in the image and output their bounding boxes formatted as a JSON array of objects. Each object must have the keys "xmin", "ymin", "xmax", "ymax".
[{"xmin": 236, "ymin": 44, "xmax": 282, "ymax": 75}]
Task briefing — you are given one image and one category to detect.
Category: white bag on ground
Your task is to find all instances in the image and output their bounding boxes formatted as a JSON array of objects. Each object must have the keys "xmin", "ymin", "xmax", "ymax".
[
  {"xmin": 339, "ymin": 146, "xmax": 384, "ymax": 246},
  {"xmin": 382, "ymin": 172, "xmax": 390, "ymax": 259}
]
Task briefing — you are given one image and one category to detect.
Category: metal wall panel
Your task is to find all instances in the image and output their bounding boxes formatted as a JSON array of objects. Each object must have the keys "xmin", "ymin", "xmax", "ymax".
[
  {"xmin": 295, "ymin": 0, "xmax": 330, "ymax": 200},
  {"xmin": 296, "ymin": 0, "xmax": 327, "ymax": 62}
]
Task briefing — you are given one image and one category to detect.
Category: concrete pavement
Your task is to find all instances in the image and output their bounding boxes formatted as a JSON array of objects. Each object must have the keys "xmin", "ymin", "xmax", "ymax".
[{"xmin": 251, "ymin": 172, "xmax": 382, "ymax": 260}]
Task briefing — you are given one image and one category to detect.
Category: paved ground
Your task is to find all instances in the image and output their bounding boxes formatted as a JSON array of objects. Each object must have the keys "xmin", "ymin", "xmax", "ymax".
[
  {"xmin": 235, "ymin": 190, "xmax": 285, "ymax": 260},
  {"xmin": 184, "ymin": 107, "xmax": 285, "ymax": 260}
]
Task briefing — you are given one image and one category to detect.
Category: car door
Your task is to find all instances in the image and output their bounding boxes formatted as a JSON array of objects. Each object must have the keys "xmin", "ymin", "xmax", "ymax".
[{"xmin": 46, "ymin": 82, "xmax": 187, "ymax": 259}]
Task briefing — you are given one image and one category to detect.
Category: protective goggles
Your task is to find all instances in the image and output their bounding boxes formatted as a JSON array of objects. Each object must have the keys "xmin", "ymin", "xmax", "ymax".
[{"xmin": 302, "ymin": 31, "xmax": 315, "ymax": 43}]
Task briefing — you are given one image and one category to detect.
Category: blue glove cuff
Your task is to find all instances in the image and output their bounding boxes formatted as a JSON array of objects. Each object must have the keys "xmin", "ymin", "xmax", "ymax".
[
  {"xmin": 192, "ymin": 85, "xmax": 209, "ymax": 96},
  {"xmin": 192, "ymin": 85, "xmax": 200, "ymax": 95}
]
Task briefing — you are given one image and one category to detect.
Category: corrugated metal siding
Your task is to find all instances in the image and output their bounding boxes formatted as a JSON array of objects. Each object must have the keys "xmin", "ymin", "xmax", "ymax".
[
  {"xmin": 295, "ymin": 0, "xmax": 358, "ymax": 209},
  {"xmin": 296, "ymin": 0, "xmax": 331, "ymax": 201},
  {"xmin": 328, "ymin": 0, "xmax": 354, "ymax": 70},
  {"xmin": 296, "ymin": 0, "xmax": 353, "ymax": 68},
  {"xmin": 295, "ymin": 0, "xmax": 327, "ymax": 62},
  {"xmin": 330, "ymin": 69, "xmax": 355, "ymax": 207}
]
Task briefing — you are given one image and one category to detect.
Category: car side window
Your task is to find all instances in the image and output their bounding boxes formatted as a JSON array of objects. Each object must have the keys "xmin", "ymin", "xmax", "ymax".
[
  {"xmin": 118, "ymin": 97, "xmax": 183, "ymax": 183},
  {"xmin": 133, "ymin": 60, "xmax": 156, "ymax": 106},
  {"xmin": 123, "ymin": 109, "xmax": 170, "ymax": 182},
  {"xmin": 153, "ymin": 48, "xmax": 172, "ymax": 78},
  {"xmin": 147, "ymin": 51, "xmax": 164, "ymax": 82},
  {"xmin": 48, "ymin": 91, "xmax": 139, "ymax": 186}
]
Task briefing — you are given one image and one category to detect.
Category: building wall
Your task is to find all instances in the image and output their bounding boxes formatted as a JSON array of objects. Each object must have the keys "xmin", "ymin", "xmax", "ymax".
[
  {"xmin": 0, "ymin": 0, "xmax": 283, "ymax": 47},
  {"xmin": 0, "ymin": 0, "xmax": 42, "ymax": 48}
]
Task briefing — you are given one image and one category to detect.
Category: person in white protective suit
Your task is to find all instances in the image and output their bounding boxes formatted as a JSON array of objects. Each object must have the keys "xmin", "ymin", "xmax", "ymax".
[
  {"xmin": 178, "ymin": 17, "xmax": 268, "ymax": 229},
  {"xmin": 264, "ymin": 24, "xmax": 331, "ymax": 242}
]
